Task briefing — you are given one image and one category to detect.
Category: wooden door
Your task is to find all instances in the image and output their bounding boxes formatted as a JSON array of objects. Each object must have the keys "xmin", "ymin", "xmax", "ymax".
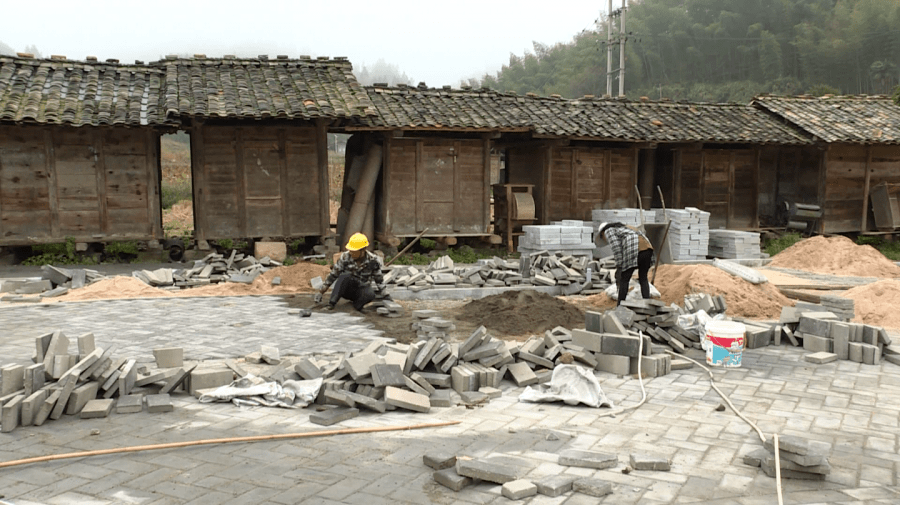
[
  {"xmin": 417, "ymin": 141, "xmax": 455, "ymax": 233},
  {"xmin": 242, "ymin": 141, "xmax": 283, "ymax": 237},
  {"xmin": 703, "ymin": 151, "xmax": 730, "ymax": 229}
]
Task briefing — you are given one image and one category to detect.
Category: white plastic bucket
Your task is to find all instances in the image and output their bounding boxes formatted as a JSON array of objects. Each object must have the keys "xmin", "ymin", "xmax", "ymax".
[{"xmin": 705, "ymin": 321, "xmax": 745, "ymax": 367}]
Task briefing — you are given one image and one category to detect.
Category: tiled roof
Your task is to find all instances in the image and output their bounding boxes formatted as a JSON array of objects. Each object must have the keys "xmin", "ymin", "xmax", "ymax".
[
  {"xmin": 752, "ymin": 95, "xmax": 900, "ymax": 144},
  {"xmin": 0, "ymin": 55, "xmax": 167, "ymax": 126},
  {"xmin": 159, "ymin": 56, "xmax": 376, "ymax": 121},
  {"xmin": 358, "ymin": 86, "xmax": 812, "ymax": 145}
]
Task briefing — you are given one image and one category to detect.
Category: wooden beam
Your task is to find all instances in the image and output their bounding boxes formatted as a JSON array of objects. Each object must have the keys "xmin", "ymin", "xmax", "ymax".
[
  {"xmin": 44, "ymin": 128, "xmax": 59, "ymax": 239},
  {"xmin": 816, "ymin": 145, "xmax": 828, "ymax": 234},
  {"xmin": 278, "ymin": 128, "xmax": 290, "ymax": 237},
  {"xmin": 191, "ymin": 123, "xmax": 206, "ymax": 242},
  {"xmin": 95, "ymin": 129, "xmax": 108, "ymax": 234},
  {"xmin": 415, "ymin": 140, "xmax": 424, "ymax": 231},
  {"xmin": 753, "ymin": 147, "xmax": 760, "ymax": 229},
  {"xmin": 376, "ymin": 231, "xmax": 401, "ymax": 247},
  {"xmin": 778, "ymin": 288, "xmax": 829, "ymax": 304},
  {"xmin": 316, "ymin": 119, "xmax": 329, "ymax": 236},
  {"xmin": 381, "ymin": 134, "xmax": 392, "ymax": 237},
  {"xmin": 542, "ymin": 146, "xmax": 552, "ymax": 223},
  {"xmin": 482, "ymin": 137, "xmax": 490, "ymax": 233},
  {"xmin": 674, "ymin": 150, "xmax": 682, "ymax": 208},
  {"xmin": 727, "ymin": 151, "xmax": 735, "ymax": 228},
  {"xmin": 235, "ymin": 128, "xmax": 247, "ymax": 237},
  {"xmin": 861, "ymin": 144, "xmax": 872, "ymax": 232},
  {"xmin": 148, "ymin": 129, "xmax": 163, "ymax": 239},
  {"xmin": 453, "ymin": 140, "xmax": 461, "ymax": 232},
  {"xmin": 570, "ymin": 148, "xmax": 577, "ymax": 218}
]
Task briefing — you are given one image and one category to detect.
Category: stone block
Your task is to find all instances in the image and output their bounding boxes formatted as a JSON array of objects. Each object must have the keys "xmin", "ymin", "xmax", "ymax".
[
  {"xmin": 49, "ymin": 374, "xmax": 78, "ymax": 420},
  {"xmin": 80, "ymin": 399, "xmax": 114, "ymax": 419},
  {"xmin": 309, "ymin": 407, "xmax": 359, "ymax": 426},
  {"xmin": 65, "ymin": 381, "xmax": 99, "ymax": 415},
  {"xmin": 188, "ymin": 368, "xmax": 233, "ymax": 396},
  {"xmin": 764, "ymin": 435, "xmax": 809, "ymax": 455},
  {"xmin": 804, "ymin": 352, "xmax": 837, "ymax": 364},
  {"xmin": 33, "ymin": 390, "xmax": 61, "ymax": 426},
  {"xmin": 77, "ymin": 333, "xmax": 95, "ymax": 356},
  {"xmin": 459, "ymin": 326, "xmax": 488, "ymax": 356},
  {"xmin": 21, "ymin": 389, "xmax": 48, "ymax": 426},
  {"xmin": 535, "ymin": 474, "xmax": 577, "ymax": 497},
  {"xmin": 346, "ymin": 353, "xmax": 384, "ymax": 380},
  {"xmin": 416, "ymin": 372, "xmax": 451, "ymax": 388},
  {"xmin": 451, "ymin": 366, "xmax": 478, "ymax": 393},
  {"xmin": 254, "ymin": 241, "xmax": 287, "ymax": 262},
  {"xmin": 118, "ymin": 359, "xmax": 138, "ymax": 396},
  {"xmin": 160, "ymin": 365, "xmax": 196, "ymax": 394},
  {"xmin": 861, "ymin": 343, "xmax": 880, "ymax": 365},
  {"xmin": 458, "ymin": 390, "xmax": 488, "ymax": 405},
  {"xmin": 630, "ymin": 453, "xmax": 671, "ymax": 471},
  {"xmin": 797, "ymin": 316, "xmax": 832, "ymax": 337},
  {"xmin": 831, "ymin": 322, "xmax": 850, "ymax": 360},
  {"xmin": 479, "ymin": 386, "xmax": 502, "ymax": 399},
  {"xmin": 116, "ymin": 394, "xmax": 144, "ymax": 414},
  {"xmin": 760, "ymin": 456, "xmax": 826, "ymax": 480},
  {"xmin": 135, "ymin": 370, "xmax": 177, "ymax": 387},
  {"xmin": 385, "ymin": 386, "xmax": 430, "ymax": 413},
  {"xmin": 585, "ymin": 311, "xmax": 603, "ymax": 332},
  {"xmin": 559, "ymin": 449, "xmax": 617, "ymax": 469},
  {"xmin": 1, "ymin": 364, "xmax": 25, "ymax": 396},
  {"xmin": 409, "ymin": 373, "xmax": 436, "ymax": 395},
  {"xmin": 517, "ymin": 351, "xmax": 554, "ymax": 369},
  {"xmin": 744, "ymin": 326, "xmax": 772, "ymax": 349},
  {"xmin": 433, "ymin": 468, "xmax": 472, "ymax": 491},
  {"xmin": 601, "ymin": 334, "xmax": 642, "ymax": 357},
  {"xmin": 153, "ymin": 348, "xmax": 184, "ymax": 368},
  {"xmin": 571, "ymin": 329, "xmax": 603, "ymax": 353},
  {"xmin": 742, "ymin": 448, "xmax": 770, "ymax": 467},
  {"xmin": 848, "ymin": 342, "xmax": 864, "ymax": 363},
  {"xmin": 341, "ymin": 391, "xmax": 387, "ymax": 413},
  {"xmin": 455, "ymin": 457, "xmax": 520, "ymax": 484},
  {"xmin": 572, "ymin": 478, "xmax": 613, "ymax": 497},
  {"xmin": 371, "ymin": 364, "xmax": 406, "ymax": 388},
  {"xmin": 507, "ymin": 362, "xmax": 538, "ymax": 386},
  {"xmin": 779, "ymin": 306, "xmax": 801, "ymax": 324},
  {"xmin": 802, "ymin": 335, "xmax": 833, "ymax": 353},
  {"xmin": 41, "ymin": 330, "xmax": 69, "ymax": 376},
  {"xmin": 502, "ymin": 479, "xmax": 537, "ymax": 500},
  {"xmin": 1, "ymin": 394, "xmax": 23, "ymax": 432},
  {"xmin": 424, "ymin": 451, "xmax": 457, "ymax": 470},
  {"xmin": 145, "ymin": 394, "xmax": 174, "ymax": 413},
  {"xmin": 260, "ymin": 345, "xmax": 281, "ymax": 365},
  {"xmin": 429, "ymin": 389, "xmax": 453, "ymax": 408}
]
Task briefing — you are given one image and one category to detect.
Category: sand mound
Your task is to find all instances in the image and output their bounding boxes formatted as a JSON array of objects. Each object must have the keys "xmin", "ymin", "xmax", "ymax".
[
  {"xmin": 844, "ymin": 280, "xmax": 900, "ymax": 330},
  {"xmin": 768, "ymin": 236, "xmax": 900, "ymax": 278},
  {"xmin": 458, "ymin": 290, "xmax": 585, "ymax": 336},
  {"xmin": 583, "ymin": 264, "xmax": 793, "ymax": 319},
  {"xmin": 51, "ymin": 262, "xmax": 332, "ymax": 302}
]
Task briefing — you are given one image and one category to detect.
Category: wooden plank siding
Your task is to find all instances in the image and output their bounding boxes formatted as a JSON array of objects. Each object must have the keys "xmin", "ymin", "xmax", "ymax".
[
  {"xmin": 821, "ymin": 144, "xmax": 900, "ymax": 233},
  {"xmin": 545, "ymin": 146, "xmax": 636, "ymax": 222},
  {"xmin": 191, "ymin": 124, "xmax": 326, "ymax": 241},
  {"xmin": 0, "ymin": 126, "xmax": 161, "ymax": 245},
  {"xmin": 380, "ymin": 137, "xmax": 489, "ymax": 237},
  {"xmin": 674, "ymin": 147, "xmax": 760, "ymax": 229}
]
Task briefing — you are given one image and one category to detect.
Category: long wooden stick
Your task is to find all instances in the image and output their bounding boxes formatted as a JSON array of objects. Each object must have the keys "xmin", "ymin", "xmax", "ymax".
[
  {"xmin": 0, "ymin": 420, "xmax": 460, "ymax": 470},
  {"xmin": 385, "ymin": 228, "xmax": 430, "ymax": 267}
]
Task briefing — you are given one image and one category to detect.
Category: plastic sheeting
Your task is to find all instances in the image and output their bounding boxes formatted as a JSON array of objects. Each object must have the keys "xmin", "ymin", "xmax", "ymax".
[
  {"xmin": 713, "ymin": 258, "xmax": 768, "ymax": 284},
  {"xmin": 518, "ymin": 365, "xmax": 614, "ymax": 408},
  {"xmin": 604, "ymin": 281, "xmax": 661, "ymax": 300},
  {"xmin": 199, "ymin": 375, "xmax": 323, "ymax": 409}
]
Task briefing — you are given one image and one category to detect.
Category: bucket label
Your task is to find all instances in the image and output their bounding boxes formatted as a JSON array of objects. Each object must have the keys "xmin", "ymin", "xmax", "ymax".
[{"xmin": 706, "ymin": 335, "xmax": 744, "ymax": 367}]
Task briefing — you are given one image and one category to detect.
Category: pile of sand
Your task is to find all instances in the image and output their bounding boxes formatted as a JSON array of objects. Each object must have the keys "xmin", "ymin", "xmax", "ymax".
[
  {"xmin": 768, "ymin": 235, "xmax": 900, "ymax": 278},
  {"xmin": 844, "ymin": 280, "xmax": 900, "ymax": 330},
  {"xmin": 459, "ymin": 290, "xmax": 585, "ymax": 336},
  {"xmin": 51, "ymin": 262, "xmax": 332, "ymax": 303},
  {"xmin": 584, "ymin": 264, "xmax": 793, "ymax": 319}
]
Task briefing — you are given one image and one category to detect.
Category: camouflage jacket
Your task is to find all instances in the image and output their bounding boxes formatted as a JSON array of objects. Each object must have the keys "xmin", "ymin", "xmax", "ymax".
[{"xmin": 323, "ymin": 250, "xmax": 385, "ymax": 292}]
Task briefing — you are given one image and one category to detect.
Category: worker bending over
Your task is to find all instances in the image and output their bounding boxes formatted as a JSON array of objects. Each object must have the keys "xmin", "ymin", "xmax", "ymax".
[
  {"xmin": 314, "ymin": 233, "xmax": 387, "ymax": 311},
  {"xmin": 597, "ymin": 222, "xmax": 655, "ymax": 305}
]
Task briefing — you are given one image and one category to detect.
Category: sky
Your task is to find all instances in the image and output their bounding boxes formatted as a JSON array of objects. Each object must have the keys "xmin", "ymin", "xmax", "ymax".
[{"xmin": 1, "ymin": 0, "xmax": 608, "ymax": 88}]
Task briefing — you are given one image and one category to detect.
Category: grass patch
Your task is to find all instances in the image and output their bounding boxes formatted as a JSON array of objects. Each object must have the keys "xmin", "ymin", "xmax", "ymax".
[
  {"xmin": 856, "ymin": 236, "xmax": 900, "ymax": 261},
  {"xmin": 763, "ymin": 232, "xmax": 802, "ymax": 257},
  {"xmin": 161, "ymin": 178, "xmax": 192, "ymax": 209},
  {"xmin": 21, "ymin": 237, "xmax": 96, "ymax": 266}
]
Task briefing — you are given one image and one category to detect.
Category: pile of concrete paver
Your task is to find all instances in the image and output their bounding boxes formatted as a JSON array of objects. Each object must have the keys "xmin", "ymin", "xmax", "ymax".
[
  {"xmin": 708, "ymin": 229, "xmax": 763, "ymax": 259},
  {"xmin": 778, "ymin": 307, "xmax": 897, "ymax": 366},
  {"xmin": 743, "ymin": 435, "xmax": 833, "ymax": 481},
  {"xmin": 0, "ymin": 252, "xmax": 282, "ymax": 302},
  {"xmin": 517, "ymin": 221, "xmax": 595, "ymax": 257},
  {"xmin": 383, "ymin": 253, "xmax": 614, "ymax": 296},
  {"xmin": 0, "ymin": 331, "xmax": 184, "ymax": 433}
]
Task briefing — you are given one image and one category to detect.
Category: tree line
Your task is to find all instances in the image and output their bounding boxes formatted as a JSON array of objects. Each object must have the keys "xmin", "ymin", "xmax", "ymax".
[{"xmin": 473, "ymin": 0, "xmax": 900, "ymax": 104}]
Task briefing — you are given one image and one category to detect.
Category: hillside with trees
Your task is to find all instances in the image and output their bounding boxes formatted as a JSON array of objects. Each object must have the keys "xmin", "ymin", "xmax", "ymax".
[{"xmin": 475, "ymin": 0, "xmax": 900, "ymax": 103}]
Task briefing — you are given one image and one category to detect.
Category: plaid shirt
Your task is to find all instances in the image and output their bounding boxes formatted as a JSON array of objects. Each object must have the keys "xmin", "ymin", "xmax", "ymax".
[
  {"xmin": 604, "ymin": 225, "xmax": 653, "ymax": 271},
  {"xmin": 324, "ymin": 250, "xmax": 385, "ymax": 293}
]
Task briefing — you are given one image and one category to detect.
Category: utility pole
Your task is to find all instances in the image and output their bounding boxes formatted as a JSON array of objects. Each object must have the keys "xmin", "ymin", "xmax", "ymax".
[
  {"xmin": 618, "ymin": 0, "xmax": 627, "ymax": 97},
  {"xmin": 606, "ymin": 0, "xmax": 613, "ymax": 97}
]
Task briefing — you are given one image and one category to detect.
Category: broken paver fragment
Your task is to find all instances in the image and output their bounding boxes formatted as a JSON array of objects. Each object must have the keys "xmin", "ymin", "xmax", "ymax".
[
  {"xmin": 160, "ymin": 365, "xmax": 197, "ymax": 394},
  {"xmin": 423, "ymin": 452, "xmax": 457, "ymax": 470},
  {"xmin": 455, "ymin": 457, "xmax": 519, "ymax": 484},
  {"xmin": 559, "ymin": 449, "xmax": 618, "ymax": 469},
  {"xmin": 432, "ymin": 468, "xmax": 472, "ymax": 491},
  {"xmin": 502, "ymin": 479, "xmax": 537, "ymax": 500},
  {"xmin": 742, "ymin": 448, "xmax": 770, "ymax": 467},
  {"xmin": 309, "ymin": 407, "xmax": 359, "ymax": 426},
  {"xmin": 535, "ymin": 475, "xmax": 577, "ymax": 497},
  {"xmin": 629, "ymin": 453, "xmax": 671, "ymax": 471},
  {"xmin": 260, "ymin": 345, "xmax": 281, "ymax": 365}
]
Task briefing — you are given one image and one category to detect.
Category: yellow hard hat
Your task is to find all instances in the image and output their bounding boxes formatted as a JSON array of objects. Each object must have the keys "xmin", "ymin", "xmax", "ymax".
[{"xmin": 346, "ymin": 232, "xmax": 369, "ymax": 251}]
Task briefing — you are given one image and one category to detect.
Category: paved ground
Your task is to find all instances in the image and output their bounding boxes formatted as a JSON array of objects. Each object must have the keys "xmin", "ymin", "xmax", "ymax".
[{"xmin": 1, "ymin": 293, "xmax": 899, "ymax": 504}]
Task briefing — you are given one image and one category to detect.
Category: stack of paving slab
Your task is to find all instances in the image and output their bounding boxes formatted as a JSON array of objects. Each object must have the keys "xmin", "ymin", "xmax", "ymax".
[
  {"xmin": 517, "ymin": 220, "xmax": 595, "ymax": 257},
  {"xmin": 793, "ymin": 298, "xmax": 855, "ymax": 322},
  {"xmin": 661, "ymin": 207, "xmax": 710, "ymax": 261},
  {"xmin": 744, "ymin": 435, "xmax": 832, "ymax": 481},
  {"xmin": 132, "ymin": 250, "xmax": 281, "ymax": 290},
  {"xmin": 410, "ymin": 310, "xmax": 456, "ymax": 340},
  {"xmin": 385, "ymin": 255, "xmax": 524, "ymax": 292},
  {"xmin": 0, "ymin": 265, "xmax": 106, "ymax": 302},
  {"xmin": 592, "ymin": 208, "xmax": 646, "ymax": 228},
  {"xmin": 777, "ymin": 307, "xmax": 896, "ymax": 366},
  {"xmin": 0, "ymin": 331, "xmax": 188, "ymax": 433},
  {"xmin": 522, "ymin": 250, "xmax": 613, "ymax": 295},
  {"xmin": 707, "ymin": 230, "xmax": 763, "ymax": 259}
]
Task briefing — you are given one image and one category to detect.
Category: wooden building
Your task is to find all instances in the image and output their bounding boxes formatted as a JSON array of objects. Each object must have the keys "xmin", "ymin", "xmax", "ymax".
[
  {"xmin": 0, "ymin": 55, "xmax": 171, "ymax": 246},
  {"xmin": 160, "ymin": 55, "xmax": 375, "ymax": 243},
  {"xmin": 753, "ymin": 95, "xmax": 900, "ymax": 234}
]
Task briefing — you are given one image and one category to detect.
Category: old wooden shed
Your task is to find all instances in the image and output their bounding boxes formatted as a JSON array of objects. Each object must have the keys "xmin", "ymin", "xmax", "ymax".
[
  {"xmin": 753, "ymin": 95, "xmax": 900, "ymax": 234},
  {"xmin": 0, "ymin": 55, "xmax": 171, "ymax": 246},
  {"xmin": 160, "ymin": 55, "xmax": 374, "ymax": 243}
]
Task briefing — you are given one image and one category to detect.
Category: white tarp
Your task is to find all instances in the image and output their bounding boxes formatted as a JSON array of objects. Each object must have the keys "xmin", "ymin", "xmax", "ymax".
[
  {"xmin": 199, "ymin": 375, "xmax": 322, "ymax": 409},
  {"xmin": 518, "ymin": 365, "xmax": 614, "ymax": 408}
]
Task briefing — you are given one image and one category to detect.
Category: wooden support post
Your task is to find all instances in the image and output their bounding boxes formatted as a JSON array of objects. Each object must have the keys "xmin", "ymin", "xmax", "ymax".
[
  {"xmin": 436, "ymin": 236, "xmax": 457, "ymax": 246},
  {"xmin": 861, "ymin": 145, "xmax": 872, "ymax": 232}
]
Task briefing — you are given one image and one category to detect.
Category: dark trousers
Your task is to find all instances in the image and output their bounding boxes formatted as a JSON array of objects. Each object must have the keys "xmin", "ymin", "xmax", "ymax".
[
  {"xmin": 617, "ymin": 249, "xmax": 654, "ymax": 303},
  {"xmin": 329, "ymin": 273, "xmax": 375, "ymax": 310}
]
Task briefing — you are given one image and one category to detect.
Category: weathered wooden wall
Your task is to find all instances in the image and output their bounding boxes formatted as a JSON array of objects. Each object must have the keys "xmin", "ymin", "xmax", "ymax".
[
  {"xmin": 505, "ymin": 145, "xmax": 546, "ymax": 223},
  {"xmin": 380, "ymin": 137, "xmax": 490, "ymax": 236},
  {"xmin": 674, "ymin": 147, "xmax": 759, "ymax": 229},
  {"xmin": 0, "ymin": 125, "xmax": 161, "ymax": 245},
  {"xmin": 757, "ymin": 145, "xmax": 822, "ymax": 226},
  {"xmin": 191, "ymin": 123, "xmax": 328, "ymax": 241},
  {"xmin": 545, "ymin": 146, "xmax": 637, "ymax": 222},
  {"xmin": 822, "ymin": 144, "xmax": 900, "ymax": 233}
]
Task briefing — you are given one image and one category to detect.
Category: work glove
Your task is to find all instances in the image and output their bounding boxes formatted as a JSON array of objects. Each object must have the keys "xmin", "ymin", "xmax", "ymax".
[{"xmin": 313, "ymin": 292, "xmax": 323, "ymax": 304}]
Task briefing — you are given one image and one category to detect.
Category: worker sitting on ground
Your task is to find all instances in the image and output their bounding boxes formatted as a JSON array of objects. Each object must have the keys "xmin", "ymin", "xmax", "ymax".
[
  {"xmin": 314, "ymin": 233, "xmax": 388, "ymax": 311},
  {"xmin": 597, "ymin": 222, "xmax": 655, "ymax": 306}
]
